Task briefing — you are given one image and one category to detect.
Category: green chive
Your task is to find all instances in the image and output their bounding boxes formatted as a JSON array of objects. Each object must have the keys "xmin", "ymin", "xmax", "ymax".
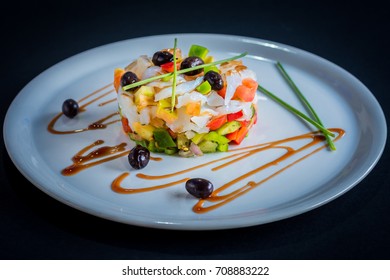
[
  {"xmin": 258, "ymin": 85, "xmax": 335, "ymax": 138},
  {"xmin": 276, "ymin": 62, "xmax": 336, "ymax": 150},
  {"xmin": 122, "ymin": 52, "xmax": 248, "ymax": 91},
  {"xmin": 171, "ymin": 38, "xmax": 178, "ymax": 112}
]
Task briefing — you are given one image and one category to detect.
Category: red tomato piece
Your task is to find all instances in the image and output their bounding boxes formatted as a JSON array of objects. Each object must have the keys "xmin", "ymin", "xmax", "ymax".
[
  {"xmin": 121, "ymin": 117, "xmax": 132, "ymax": 133},
  {"xmin": 161, "ymin": 61, "xmax": 180, "ymax": 73},
  {"xmin": 226, "ymin": 125, "xmax": 249, "ymax": 145},
  {"xmin": 206, "ymin": 115, "xmax": 227, "ymax": 130},
  {"xmin": 227, "ymin": 110, "xmax": 243, "ymax": 121}
]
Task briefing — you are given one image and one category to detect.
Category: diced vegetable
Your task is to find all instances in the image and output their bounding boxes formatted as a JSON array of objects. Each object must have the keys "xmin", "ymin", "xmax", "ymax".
[
  {"xmin": 227, "ymin": 111, "xmax": 243, "ymax": 121},
  {"xmin": 204, "ymin": 65, "xmax": 219, "ymax": 74},
  {"xmin": 203, "ymin": 131, "xmax": 229, "ymax": 144},
  {"xmin": 226, "ymin": 124, "xmax": 249, "ymax": 145},
  {"xmin": 161, "ymin": 61, "xmax": 180, "ymax": 72},
  {"xmin": 216, "ymin": 121, "xmax": 241, "ymax": 135},
  {"xmin": 217, "ymin": 85, "xmax": 227, "ymax": 98},
  {"xmin": 196, "ymin": 81, "xmax": 212, "ymax": 94},
  {"xmin": 121, "ymin": 117, "xmax": 132, "ymax": 133},
  {"xmin": 153, "ymin": 128, "xmax": 177, "ymax": 148},
  {"xmin": 191, "ymin": 133, "xmax": 207, "ymax": 144},
  {"xmin": 133, "ymin": 122, "xmax": 155, "ymax": 141},
  {"xmin": 114, "ymin": 68, "xmax": 125, "ymax": 92},
  {"xmin": 198, "ymin": 140, "xmax": 218, "ymax": 153},
  {"xmin": 177, "ymin": 134, "xmax": 190, "ymax": 151},
  {"xmin": 206, "ymin": 115, "xmax": 227, "ymax": 130},
  {"xmin": 217, "ymin": 143, "xmax": 229, "ymax": 152},
  {"xmin": 186, "ymin": 102, "xmax": 201, "ymax": 116},
  {"xmin": 188, "ymin": 45, "xmax": 209, "ymax": 59},
  {"xmin": 233, "ymin": 78, "xmax": 258, "ymax": 102}
]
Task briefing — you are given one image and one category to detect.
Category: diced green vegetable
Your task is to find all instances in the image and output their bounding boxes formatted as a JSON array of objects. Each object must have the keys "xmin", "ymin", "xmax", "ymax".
[
  {"xmin": 188, "ymin": 44, "xmax": 209, "ymax": 59},
  {"xmin": 217, "ymin": 143, "xmax": 229, "ymax": 152},
  {"xmin": 204, "ymin": 65, "xmax": 219, "ymax": 74},
  {"xmin": 135, "ymin": 139, "xmax": 148, "ymax": 148},
  {"xmin": 198, "ymin": 140, "xmax": 218, "ymax": 153},
  {"xmin": 203, "ymin": 131, "xmax": 229, "ymax": 144},
  {"xmin": 153, "ymin": 128, "xmax": 176, "ymax": 148},
  {"xmin": 196, "ymin": 81, "xmax": 212, "ymax": 95},
  {"xmin": 191, "ymin": 133, "xmax": 207, "ymax": 144},
  {"xmin": 217, "ymin": 121, "xmax": 241, "ymax": 135},
  {"xmin": 177, "ymin": 133, "xmax": 190, "ymax": 151},
  {"xmin": 164, "ymin": 147, "xmax": 178, "ymax": 155}
]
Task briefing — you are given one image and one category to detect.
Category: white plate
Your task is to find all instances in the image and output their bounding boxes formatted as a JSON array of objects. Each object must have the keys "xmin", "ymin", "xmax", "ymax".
[{"xmin": 3, "ymin": 34, "xmax": 387, "ymax": 230}]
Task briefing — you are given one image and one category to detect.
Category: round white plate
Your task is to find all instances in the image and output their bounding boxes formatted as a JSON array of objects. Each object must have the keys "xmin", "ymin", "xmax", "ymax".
[{"xmin": 3, "ymin": 34, "xmax": 387, "ymax": 230}]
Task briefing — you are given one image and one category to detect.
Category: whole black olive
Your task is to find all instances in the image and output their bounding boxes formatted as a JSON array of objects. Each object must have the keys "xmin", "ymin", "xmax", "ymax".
[
  {"xmin": 120, "ymin": 71, "xmax": 139, "ymax": 91},
  {"xmin": 128, "ymin": 145, "xmax": 150, "ymax": 169},
  {"xmin": 152, "ymin": 51, "xmax": 173, "ymax": 66},
  {"xmin": 180, "ymin": 56, "xmax": 204, "ymax": 76},
  {"xmin": 62, "ymin": 99, "xmax": 79, "ymax": 118},
  {"xmin": 204, "ymin": 70, "xmax": 224, "ymax": 90},
  {"xmin": 185, "ymin": 178, "xmax": 214, "ymax": 199}
]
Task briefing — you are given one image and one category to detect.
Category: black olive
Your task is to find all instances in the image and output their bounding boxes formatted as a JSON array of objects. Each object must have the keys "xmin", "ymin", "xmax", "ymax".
[
  {"xmin": 180, "ymin": 56, "xmax": 204, "ymax": 76},
  {"xmin": 152, "ymin": 51, "xmax": 173, "ymax": 66},
  {"xmin": 204, "ymin": 70, "xmax": 224, "ymax": 90},
  {"xmin": 128, "ymin": 145, "xmax": 150, "ymax": 169},
  {"xmin": 185, "ymin": 178, "xmax": 214, "ymax": 199},
  {"xmin": 62, "ymin": 99, "xmax": 79, "ymax": 118},
  {"xmin": 120, "ymin": 71, "xmax": 139, "ymax": 91}
]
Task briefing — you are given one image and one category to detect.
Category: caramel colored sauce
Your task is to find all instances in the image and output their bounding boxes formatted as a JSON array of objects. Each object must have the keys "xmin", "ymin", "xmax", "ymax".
[
  {"xmin": 47, "ymin": 84, "xmax": 118, "ymax": 134},
  {"xmin": 98, "ymin": 98, "xmax": 116, "ymax": 107},
  {"xmin": 62, "ymin": 140, "xmax": 128, "ymax": 176},
  {"xmin": 111, "ymin": 172, "xmax": 189, "ymax": 194},
  {"xmin": 114, "ymin": 128, "xmax": 345, "ymax": 214}
]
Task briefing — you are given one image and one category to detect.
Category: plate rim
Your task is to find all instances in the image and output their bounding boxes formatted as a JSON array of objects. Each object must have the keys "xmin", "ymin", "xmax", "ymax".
[{"xmin": 3, "ymin": 33, "xmax": 387, "ymax": 230}]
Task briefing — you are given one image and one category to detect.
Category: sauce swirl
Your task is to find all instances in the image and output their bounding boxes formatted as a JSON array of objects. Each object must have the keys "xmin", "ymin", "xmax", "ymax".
[{"xmin": 47, "ymin": 84, "xmax": 119, "ymax": 134}]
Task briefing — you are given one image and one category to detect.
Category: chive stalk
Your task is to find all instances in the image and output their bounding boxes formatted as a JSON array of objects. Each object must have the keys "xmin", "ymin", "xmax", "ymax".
[
  {"xmin": 258, "ymin": 85, "xmax": 335, "ymax": 137},
  {"xmin": 122, "ymin": 52, "xmax": 248, "ymax": 91},
  {"xmin": 171, "ymin": 38, "xmax": 178, "ymax": 111},
  {"xmin": 276, "ymin": 62, "xmax": 336, "ymax": 150}
]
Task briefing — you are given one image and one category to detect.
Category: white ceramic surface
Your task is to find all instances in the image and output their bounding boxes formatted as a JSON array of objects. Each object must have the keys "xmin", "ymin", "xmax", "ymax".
[{"xmin": 3, "ymin": 34, "xmax": 387, "ymax": 230}]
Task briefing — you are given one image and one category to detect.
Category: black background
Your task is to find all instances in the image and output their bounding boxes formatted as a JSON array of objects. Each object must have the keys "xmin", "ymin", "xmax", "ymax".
[{"xmin": 1, "ymin": 0, "xmax": 389, "ymax": 259}]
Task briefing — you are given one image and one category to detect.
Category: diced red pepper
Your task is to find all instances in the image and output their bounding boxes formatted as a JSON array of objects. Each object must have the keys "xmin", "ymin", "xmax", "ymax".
[
  {"xmin": 121, "ymin": 117, "xmax": 132, "ymax": 133},
  {"xmin": 161, "ymin": 61, "xmax": 180, "ymax": 73},
  {"xmin": 206, "ymin": 115, "xmax": 227, "ymax": 131},
  {"xmin": 227, "ymin": 110, "xmax": 243, "ymax": 121},
  {"xmin": 233, "ymin": 78, "xmax": 258, "ymax": 102},
  {"xmin": 226, "ymin": 124, "xmax": 249, "ymax": 145}
]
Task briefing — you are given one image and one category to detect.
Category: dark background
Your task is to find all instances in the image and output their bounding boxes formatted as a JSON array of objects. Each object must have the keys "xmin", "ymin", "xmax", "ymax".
[{"xmin": 1, "ymin": 0, "xmax": 389, "ymax": 259}]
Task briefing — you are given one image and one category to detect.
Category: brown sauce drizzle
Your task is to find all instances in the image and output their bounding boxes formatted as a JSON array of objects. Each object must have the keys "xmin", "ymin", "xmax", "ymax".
[
  {"xmin": 112, "ymin": 172, "xmax": 189, "ymax": 194},
  {"xmin": 112, "ymin": 128, "xmax": 345, "ymax": 213},
  {"xmin": 47, "ymin": 84, "xmax": 119, "ymax": 134},
  {"xmin": 61, "ymin": 139, "xmax": 163, "ymax": 176},
  {"xmin": 99, "ymin": 98, "xmax": 116, "ymax": 107},
  {"xmin": 62, "ymin": 140, "xmax": 128, "ymax": 176}
]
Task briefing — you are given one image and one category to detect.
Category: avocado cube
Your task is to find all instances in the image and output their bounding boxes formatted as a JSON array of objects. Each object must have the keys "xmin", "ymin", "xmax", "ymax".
[{"xmin": 217, "ymin": 121, "xmax": 241, "ymax": 135}]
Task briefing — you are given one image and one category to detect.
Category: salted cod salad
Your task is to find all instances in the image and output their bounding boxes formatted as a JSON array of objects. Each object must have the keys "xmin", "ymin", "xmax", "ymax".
[{"xmin": 114, "ymin": 44, "xmax": 258, "ymax": 156}]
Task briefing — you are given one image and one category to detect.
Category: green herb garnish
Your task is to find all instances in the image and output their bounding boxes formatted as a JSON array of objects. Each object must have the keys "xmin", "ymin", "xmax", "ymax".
[
  {"xmin": 122, "ymin": 52, "xmax": 248, "ymax": 91},
  {"xmin": 258, "ymin": 84, "xmax": 335, "ymax": 138},
  {"xmin": 171, "ymin": 38, "xmax": 178, "ymax": 112},
  {"xmin": 276, "ymin": 62, "xmax": 336, "ymax": 150}
]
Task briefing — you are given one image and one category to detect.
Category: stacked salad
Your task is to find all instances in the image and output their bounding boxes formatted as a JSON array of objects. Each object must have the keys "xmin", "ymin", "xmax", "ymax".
[{"xmin": 114, "ymin": 44, "xmax": 258, "ymax": 156}]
